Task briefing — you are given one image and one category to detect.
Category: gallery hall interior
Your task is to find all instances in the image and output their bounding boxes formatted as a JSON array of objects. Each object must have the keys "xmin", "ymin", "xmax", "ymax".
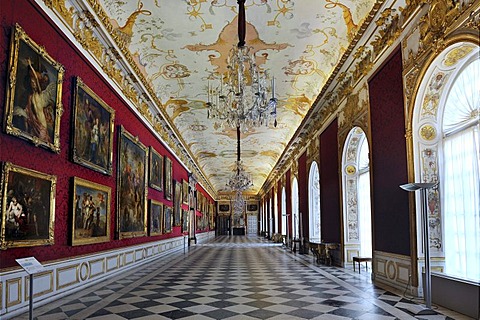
[{"xmin": 0, "ymin": 0, "xmax": 479, "ymax": 319}]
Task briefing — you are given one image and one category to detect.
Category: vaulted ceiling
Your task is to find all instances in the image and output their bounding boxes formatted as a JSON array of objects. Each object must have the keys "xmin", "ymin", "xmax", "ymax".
[
  {"xmin": 42, "ymin": 0, "xmax": 388, "ymax": 197},
  {"xmin": 88, "ymin": 0, "xmax": 377, "ymax": 195}
]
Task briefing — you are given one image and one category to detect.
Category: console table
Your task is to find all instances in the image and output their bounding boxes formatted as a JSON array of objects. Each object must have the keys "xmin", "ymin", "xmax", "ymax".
[{"xmin": 310, "ymin": 242, "xmax": 338, "ymax": 265}]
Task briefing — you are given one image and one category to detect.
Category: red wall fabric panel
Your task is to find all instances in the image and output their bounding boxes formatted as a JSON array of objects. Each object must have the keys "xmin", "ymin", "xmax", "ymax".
[
  {"xmin": 298, "ymin": 152, "xmax": 308, "ymax": 240},
  {"xmin": 369, "ymin": 48, "xmax": 410, "ymax": 256},
  {"xmin": 319, "ymin": 119, "xmax": 341, "ymax": 243},
  {"xmin": 0, "ymin": 0, "xmax": 189, "ymax": 269}
]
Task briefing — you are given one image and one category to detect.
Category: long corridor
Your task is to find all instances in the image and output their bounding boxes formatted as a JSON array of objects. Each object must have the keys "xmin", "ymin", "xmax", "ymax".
[{"xmin": 19, "ymin": 236, "xmax": 468, "ymax": 320}]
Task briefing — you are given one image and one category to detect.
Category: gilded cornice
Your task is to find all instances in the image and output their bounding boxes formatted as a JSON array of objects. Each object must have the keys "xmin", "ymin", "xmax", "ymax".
[
  {"xmin": 402, "ymin": 0, "xmax": 479, "ymax": 126},
  {"xmin": 260, "ymin": 0, "xmax": 412, "ymax": 195},
  {"xmin": 403, "ymin": 0, "xmax": 480, "ymax": 72},
  {"xmin": 41, "ymin": 0, "xmax": 217, "ymax": 198},
  {"xmin": 338, "ymin": 86, "xmax": 369, "ymax": 147}
]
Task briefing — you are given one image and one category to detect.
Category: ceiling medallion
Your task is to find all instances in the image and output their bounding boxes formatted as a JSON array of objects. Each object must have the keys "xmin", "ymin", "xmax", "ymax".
[{"xmin": 206, "ymin": 0, "xmax": 277, "ymax": 132}]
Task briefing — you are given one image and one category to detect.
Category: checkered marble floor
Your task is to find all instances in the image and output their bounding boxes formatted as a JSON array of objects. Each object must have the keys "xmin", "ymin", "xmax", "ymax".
[{"xmin": 18, "ymin": 236, "xmax": 472, "ymax": 320}]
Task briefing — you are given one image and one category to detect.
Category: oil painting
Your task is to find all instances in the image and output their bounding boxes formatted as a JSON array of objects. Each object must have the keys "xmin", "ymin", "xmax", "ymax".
[
  {"xmin": 149, "ymin": 147, "xmax": 163, "ymax": 191},
  {"xmin": 1, "ymin": 162, "xmax": 56, "ymax": 249},
  {"xmin": 164, "ymin": 205, "xmax": 172, "ymax": 233},
  {"xmin": 72, "ymin": 177, "xmax": 111, "ymax": 246},
  {"xmin": 182, "ymin": 209, "xmax": 189, "ymax": 233},
  {"xmin": 117, "ymin": 126, "xmax": 148, "ymax": 239},
  {"xmin": 4, "ymin": 24, "xmax": 64, "ymax": 153},
  {"xmin": 173, "ymin": 180, "xmax": 182, "ymax": 226},
  {"xmin": 182, "ymin": 179, "xmax": 188, "ymax": 205},
  {"xmin": 164, "ymin": 157, "xmax": 172, "ymax": 200},
  {"xmin": 149, "ymin": 200, "xmax": 163, "ymax": 236},
  {"xmin": 72, "ymin": 77, "xmax": 115, "ymax": 175}
]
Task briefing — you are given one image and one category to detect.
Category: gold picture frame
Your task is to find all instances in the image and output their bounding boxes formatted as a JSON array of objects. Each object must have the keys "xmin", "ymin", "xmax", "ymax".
[
  {"xmin": 117, "ymin": 126, "xmax": 148, "ymax": 239},
  {"xmin": 149, "ymin": 147, "xmax": 163, "ymax": 191},
  {"xmin": 1, "ymin": 162, "xmax": 56, "ymax": 249},
  {"xmin": 182, "ymin": 179, "xmax": 188, "ymax": 205},
  {"xmin": 149, "ymin": 199, "xmax": 163, "ymax": 236},
  {"xmin": 72, "ymin": 177, "xmax": 111, "ymax": 246},
  {"xmin": 164, "ymin": 205, "xmax": 173, "ymax": 233},
  {"xmin": 72, "ymin": 77, "xmax": 115, "ymax": 175},
  {"xmin": 4, "ymin": 24, "xmax": 64, "ymax": 153},
  {"xmin": 182, "ymin": 209, "xmax": 189, "ymax": 233},
  {"xmin": 164, "ymin": 157, "xmax": 172, "ymax": 200},
  {"xmin": 173, "ymin": 180, "xmax": 182, "ymax": 226}
]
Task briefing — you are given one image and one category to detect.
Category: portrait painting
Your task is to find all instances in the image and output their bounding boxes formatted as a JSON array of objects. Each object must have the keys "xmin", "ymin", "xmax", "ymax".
[
  {"xmin": 219, "ymin": 204, "xmax": 230, "ymax": 212},
  {"xmin": 72, "ymin": 177, "xmax": 111, "ymax": 246},
  {"xmin": 149, "ymin": 147, "xmax": 163, "ymax": 191},
  {"xmin": 173, "ymin": 180, "xmax": 182, "ymax": 226},
  {"xmin": 164, "ymin": 205, "xmax": 172, "ymax": 233},
  {"xmin": 72, "ymin": 77, "xmax": 115, "ymax": 175},
  {"xmin": 117, "ymin": 126, "xmax": 148, "ymax": 239},
  {"xmin": 1, "ymin": 162, "xmax": 56, "ymax": 249},
  {"xmin": 164, "ymin": 157, "xmax": 172, "ymax": 200},
  {"xmin": 149, "ymin": 200, "xmax": 163, "ymax": 236},
  {"xmin": 4, "ymin": 24, "xmax": 64, "ymax": 153},
  {"xmin": 182, "ymin": 209, "xmax": 188, "ymax": 233},
  {"xmin": 182, "ymin": 179, "xmax": 188, "ymax": 205}
]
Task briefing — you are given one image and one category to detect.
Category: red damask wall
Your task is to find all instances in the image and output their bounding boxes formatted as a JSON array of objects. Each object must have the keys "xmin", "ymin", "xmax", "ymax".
[
  {"xmin": 0, "ymin": 0, "xmax": 206, "ymax": 269},
  {"xmin": 369, "ymin": 49, "xmax": 410, "ymax": 256},
  {"xmin": 319, "ymin": 119, "xmax": 341, "ymax": 243}
]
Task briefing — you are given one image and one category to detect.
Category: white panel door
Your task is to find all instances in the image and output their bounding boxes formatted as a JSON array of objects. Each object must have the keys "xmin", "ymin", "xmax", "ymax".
[{"xmin": 247, "ymin": 215, "xmax": 257, "ymax": 235}]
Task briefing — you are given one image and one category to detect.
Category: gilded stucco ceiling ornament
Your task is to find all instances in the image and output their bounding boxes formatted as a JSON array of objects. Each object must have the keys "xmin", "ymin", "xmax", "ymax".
[
  {"xmin": 403, "ymin": 67, "xmax": 420, "ymax": 112},
  {"xmin": 340, "ymin": 92, "xmax": 360, "ymax": 129},
  {"xmin": 371, "ymin": 8, "xmax": 402, "ymax": 58},
  {"xmin": 44, "ymin": 0, "xmax": 75, "ymax": 27},
  {"xmin": 420, "ymin": 124, "xmax": 437, "ymax": 141}
]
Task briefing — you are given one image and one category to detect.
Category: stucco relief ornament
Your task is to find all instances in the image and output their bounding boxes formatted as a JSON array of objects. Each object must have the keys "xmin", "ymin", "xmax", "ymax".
[
  {"xmin": 345, "ymin": 165, "xmax": 356, "ymax": 175},
  {"xmin": 428, "ymin": 0, "xmax": 448, "ymax": 32},
  {"xmin": 420, "ymin": 124, "xmax": 436, "ymax": 141}
]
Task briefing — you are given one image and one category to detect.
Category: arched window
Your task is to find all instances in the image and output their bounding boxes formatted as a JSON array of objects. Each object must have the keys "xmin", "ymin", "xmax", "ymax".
[
  {"xmin": 441, "ymin": 57, "xmax": 479, "ymax": 281},
  {"xmin": 412, "ymin": 43, "xmax": 479, "ymax": 282},
  {"xmin": 342, "ymin": 128, "xmax": 372, "ymax": 262},
  {"xmin": 292, "ymin": 177, "xmax": 299, "ymax": 240},
  {"xmin": 281, "ymin": 187, "xmax": 287, "ymax": 236},
  {"xmin": 309, "ymin": 161, "xmax": 321, "ymax": 243}
]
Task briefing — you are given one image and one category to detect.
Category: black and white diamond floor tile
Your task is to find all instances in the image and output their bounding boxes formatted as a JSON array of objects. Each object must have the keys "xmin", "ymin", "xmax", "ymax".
[{"xmin": 19, "ymin": 236, "xmax": 470, "ymax": 320}]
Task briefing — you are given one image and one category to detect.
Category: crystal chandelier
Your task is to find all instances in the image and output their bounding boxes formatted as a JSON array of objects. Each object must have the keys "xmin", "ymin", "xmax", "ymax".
[
  {"xmin": 206, "ymin": 0, "xmax": 277, "ymax": 131},
  {"xmin": 226, "ymin": 160, "xmax": 253, "ymax": 191},
  {"xmin": 226, "ymin": 127, "xmax": 253, "ymax": 192}
]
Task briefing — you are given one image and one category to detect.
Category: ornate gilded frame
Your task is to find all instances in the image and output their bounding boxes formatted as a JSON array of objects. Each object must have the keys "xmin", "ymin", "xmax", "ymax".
[
  {"xmin": 116, "ymin": 126, "xmax": 148, "ymax": 239},
  {"xmin": 173, "ymin": 180, "xmax": 182, "ymax": 226},
  {"xmin": 72, "ymin": 77, "xmax": 115, "ymax": 175},
  {"xmin": 72, "ymin": 177, "xmax": 111, "ymax": 246},
  {"xmin": 149, "ymin": 147, "xmax": 163, "ymax": 191},
  {"xmin": 164, "ymin": 205, "xmax": 173, "ymax": 233},
  {"xmin": 1, "ymin": 162, "xmax": 56, "ymax": 249},
  {"xmin": 182, "ymin": 179, "xmax": 188, "ymax": 205},
  {"xmin": 182, "ymin": 208, "xmax": 189, "ymax": 233},
  {"xmin": 4, "ymin": 24, "xmax": 64, "ymax": 153},
  {"xmin": 164, "ymin": 157, "xmax": 172, "ymax": 200},
  {"xmin": 149, "ymin": 199, "xmax": 163, "ymax": 236}
]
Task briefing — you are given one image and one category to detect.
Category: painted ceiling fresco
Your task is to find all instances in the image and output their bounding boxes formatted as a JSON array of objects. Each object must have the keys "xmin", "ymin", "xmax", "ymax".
[{"xmin": 97, "ymin": 0, "xmax": 376, "ymax": 194}]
